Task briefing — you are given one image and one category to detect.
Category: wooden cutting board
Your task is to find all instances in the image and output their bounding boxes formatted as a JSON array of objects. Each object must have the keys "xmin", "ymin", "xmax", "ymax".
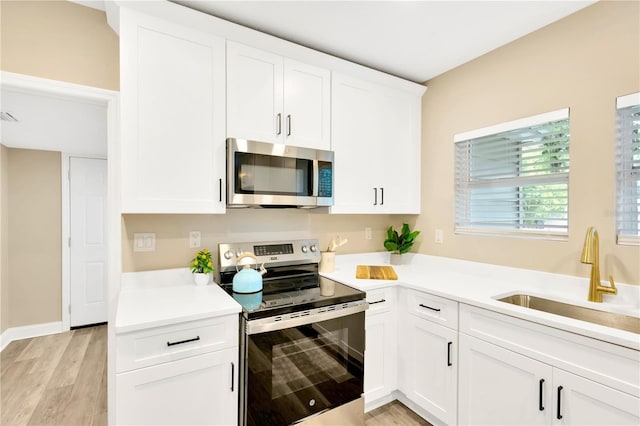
[{"xmin": 356, "ymin": 265, "xmax": 398, "ymax": 280}]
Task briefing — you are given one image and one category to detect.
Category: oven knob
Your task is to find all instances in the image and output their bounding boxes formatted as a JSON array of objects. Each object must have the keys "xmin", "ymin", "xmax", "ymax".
[
  {"xmin": 236, "ymin": 250, "xmax": 243, "ymax": 257},
  {"xmin": 224, "ymin": 250, "xmax": 234, "ymax": 260},
  {"xmin": 301, "ymin": 245, "xmax": 308, "ymax": 253},
  {"xmin": 310, "ymin": 244, "xmax": 317, "ymax": 252}
]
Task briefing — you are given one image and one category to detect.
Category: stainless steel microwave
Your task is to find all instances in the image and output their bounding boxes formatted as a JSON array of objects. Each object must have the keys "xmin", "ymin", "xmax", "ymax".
[{"xmin": 226, "ymin": 138, "xmax": 334, "ymax": 208}]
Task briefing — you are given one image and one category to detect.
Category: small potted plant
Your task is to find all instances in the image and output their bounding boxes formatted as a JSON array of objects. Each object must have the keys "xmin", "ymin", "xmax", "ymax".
[
  {"xmin": 190, "ymin": 248, "xmax": 214, "ymax": 286},
  {"xmin": 384, "ymin": 223, "xmax": 420, "ymax": 265}
]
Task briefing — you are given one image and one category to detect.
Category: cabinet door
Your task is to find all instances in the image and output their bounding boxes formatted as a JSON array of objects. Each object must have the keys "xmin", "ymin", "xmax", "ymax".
[
  {"xmin": 331, "ymin": 73, "xmax": 421, "ymax": 214},
  {"xmin": 403, "ymin": 313, "xmax": 458, "ymax": 425},
  {"xmin": 331, "ymin": 73, "xmax": 385, "ymax": 213},
  {"xmin": 553, "ymin": 369, "xmax": 640, "ymax": 425},
  {"xmin": 120, "ymin": 10, "xmax": 226, "ymax": 213},
  {"xmin": 458, "ymin": 334, "xmax": 552, "ymax": 426},
  {"xmin": 374, "ymin": 89, "xmax": 421, "ymax": 214},
  {"xmin": 283, "ymin": 59, "xmax": 331, "ymax": 150},
  {"xmin": 116, "ymin": 347, "xmax": 238, "ymax": 426},
  {"xmin": 364, "ymin": 292, "xmax": 397, "ymax": 408},
  {"xmin": 227, "ymin": 41, "xmax": 283, "ymax": 144}
]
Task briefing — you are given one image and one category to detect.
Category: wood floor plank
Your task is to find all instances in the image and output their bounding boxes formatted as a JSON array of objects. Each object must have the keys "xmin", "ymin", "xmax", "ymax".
[
  {"xmin": 1, "ymin": 338, "xmax": 31, "ymax": 377},
  {"xmin": 26, "ymin": 384, "xmax": 74, "ymax": 426},
  {"xmin": 56, "ymin": 326, "xmax": 107, "ymax": 426},
  {"xmin": 1, "ymin": 358, "xmax": 40, "ymax": 426},
  {"xmin": 46, "ymin": 331, "xmax": 92, "ymax": 389}
]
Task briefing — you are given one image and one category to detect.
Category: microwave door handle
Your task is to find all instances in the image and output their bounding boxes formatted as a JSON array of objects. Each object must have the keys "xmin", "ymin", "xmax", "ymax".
[{"xmin": 312, "ymin": 160, "xmax": 319, "ymax": 197}]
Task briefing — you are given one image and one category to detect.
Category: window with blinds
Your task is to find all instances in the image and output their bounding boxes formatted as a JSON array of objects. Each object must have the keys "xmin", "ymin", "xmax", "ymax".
[
  {"xmin": 455, "ymin": 108, "xmax": 570, "ymax": 239},
  {"xmin": 616, "ymin": 92, "xmax": 640, "ymax": 246}
]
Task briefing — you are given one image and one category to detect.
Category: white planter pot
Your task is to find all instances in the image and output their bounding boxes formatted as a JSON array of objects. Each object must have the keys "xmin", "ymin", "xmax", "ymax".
[
  {"xmin": 389, "ymin": 253, "xmax": 405, "ymax": 265},
  {"xmin": 193, "ymin": 272, "xmax": 211, "ymax": 286}
]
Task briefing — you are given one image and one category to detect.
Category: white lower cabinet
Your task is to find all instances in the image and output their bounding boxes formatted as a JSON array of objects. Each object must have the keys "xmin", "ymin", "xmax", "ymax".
[
  {"xmin": 116, "ymin": 347, "xmax": 238, "ymax": 426},
  {"xmin": 115, "ymin": 315, "xmax": 239, "ymax": 425},
  {"xmin": 458, "ymin": 333, "xmax": 552, "ymax": 425},
  {"xmin": 364, "ymin": 287, "xmax": 397, "ymax": 410},
  {"xmin": 458, "ymin": 304, "xmax": 640, "ymax": 426},
  {"xmin": 400, "ymin": 289, "xmax": 458, "ymax": 425},
  {"xmin": 553, "ymin": 368, "xmax": 640, "ymax": 425}
]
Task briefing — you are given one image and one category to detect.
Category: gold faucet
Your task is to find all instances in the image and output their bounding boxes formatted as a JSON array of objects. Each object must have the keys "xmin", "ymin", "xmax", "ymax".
[{"xmin": 580, "ymin": 226, "xmax": 617, "ymax": 302}]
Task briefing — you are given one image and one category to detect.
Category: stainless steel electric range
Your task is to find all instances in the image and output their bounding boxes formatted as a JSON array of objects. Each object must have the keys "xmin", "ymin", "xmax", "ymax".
[{"xmin": 218, "ymin": 239, "xmax": 367, "ymax": 426}]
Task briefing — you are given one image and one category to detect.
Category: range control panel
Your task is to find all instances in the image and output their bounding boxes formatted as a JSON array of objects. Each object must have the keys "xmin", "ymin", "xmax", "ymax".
[{"xmin": 218, "ymin": 239, "xmax": 321, "ymax": 271}]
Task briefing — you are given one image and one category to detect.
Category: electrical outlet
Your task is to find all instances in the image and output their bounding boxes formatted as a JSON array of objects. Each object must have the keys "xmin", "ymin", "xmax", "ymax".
[
  {"xmin": 435, "ymin": 229, "xmax": 443, "ymax": 244},
  {"xmin": 134, "ymin": 233, "xmax": 156, "ymax": 252},
  {"xmin": 365, "ymin": 227, "xmax": 372, "ymax": 240},
  {"xmin": 189, "ymin": 231, "xmax": 201, "ymax": 248}
]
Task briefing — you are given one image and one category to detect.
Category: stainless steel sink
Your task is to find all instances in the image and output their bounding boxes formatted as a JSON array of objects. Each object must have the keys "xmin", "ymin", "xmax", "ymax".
[{"xmin": 497, "ymin": 294, "xmax": 640, "ymax": 334}]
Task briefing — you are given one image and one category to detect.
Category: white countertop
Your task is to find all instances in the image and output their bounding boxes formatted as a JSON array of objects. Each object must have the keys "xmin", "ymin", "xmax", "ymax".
[
  {"xmin": 116, "ymin": 268, "xmax": 241, "ymax": 334},
  {"xmin": 115, "ymin": 253, "xmax": 639, "ymax": 351},
  {"xmin": 321, "ymin": 252, "xmax": 640, "ymax": 351}
]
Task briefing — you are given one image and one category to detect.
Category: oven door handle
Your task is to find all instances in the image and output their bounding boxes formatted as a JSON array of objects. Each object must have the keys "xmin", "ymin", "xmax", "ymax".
[{"xmin": 245, "ymin": 301, "xmax": 368, "ymax": 335}]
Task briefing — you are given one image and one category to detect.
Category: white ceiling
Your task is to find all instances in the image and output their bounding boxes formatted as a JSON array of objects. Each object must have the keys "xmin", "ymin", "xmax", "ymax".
[
  {"xmin": 2, "ymin": 0, "xmax": 596, "ymax": 155},
  {"xmin": 0, "ymin": 89, "xmax": 107, "ymax": 157}
]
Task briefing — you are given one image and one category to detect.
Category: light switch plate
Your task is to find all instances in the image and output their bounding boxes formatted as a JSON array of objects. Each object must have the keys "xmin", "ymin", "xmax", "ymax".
[{"xmin": 134, "ymin": 233, "xmax": 156, "ymax": 252}]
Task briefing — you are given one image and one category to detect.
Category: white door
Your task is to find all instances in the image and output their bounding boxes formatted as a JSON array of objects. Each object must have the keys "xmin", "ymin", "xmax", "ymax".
[
  {"xmin": 404, "ymin": 314, "xmax": 458, "ymax": 425},
  {"xmin": 283, "ymin": 58, "xmax": 331, "ymax": 150},
  {"xmin": 70, "ymin": 157, "xmax": 107, "ymax": 327},
  {"xmin": 553, "ymin": 368, "xmax": 640, "ymax": 425},
  {"xmin": 227, "ymin": 41, "xmax": 284, "ymax": 144},
  {"xmin": 458, "ymin": 333, "xmax": 552, "ymax": 426}
]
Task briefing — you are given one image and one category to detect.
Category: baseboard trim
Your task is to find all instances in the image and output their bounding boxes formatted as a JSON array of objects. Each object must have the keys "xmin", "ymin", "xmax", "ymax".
[{"xmin": 0, "ymin": 321, "xmax": 64, "ymax": 352}]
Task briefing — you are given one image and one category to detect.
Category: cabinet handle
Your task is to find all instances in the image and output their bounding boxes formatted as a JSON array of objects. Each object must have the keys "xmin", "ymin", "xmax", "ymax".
[
  {"xmin": 373, "ymin": 188, "xmax": 378, "ymax": 205},
  {"xmin": 166, "ymin": 336, "xmax": 200, "ymax": 347},
  {"xmin": 380, "ymin": 187, "xmax": 384, "ymax": 205},
  {"xmin": 276, "ymin": 113, "xmax": 282, "ymax": 135},
  {"xmin": 419, "ymin": 303, "xmax": 441, "ymax": 312},
  {"xmin": 447, "ymin": 341, "xmax": 453, "ymax": 366},
  {"xmin": 219, "ymin": 178, "xmax": 223, "ymax": 203},
  {"xmin": 539, "ymin": 379, "xmax": 545, "ymax": 411},
  {"xmin": 369, "ymin": 299, "xmax": 386, "ymax": 305},
  {"xmin": 286, "ymin": 114, "xmax": 292, "ymax": 136},
  {"xmin": 230, "ymin": 362, "xmax": 235, "ymax": 392},
  {"xmin": 556, "ymin": 386, "xmax": 563, "ymax": 420}
]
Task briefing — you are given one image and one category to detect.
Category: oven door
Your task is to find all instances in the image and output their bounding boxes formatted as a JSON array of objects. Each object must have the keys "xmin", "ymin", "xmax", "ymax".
[{"xmin": 241, "ymin": 304, "xmax": 366, "ymax": 426}]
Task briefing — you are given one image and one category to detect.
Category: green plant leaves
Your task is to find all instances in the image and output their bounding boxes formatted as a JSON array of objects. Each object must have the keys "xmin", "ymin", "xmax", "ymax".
[{"xmin": 383, "ymin": 223, "xmax": 420, "ymax": 254}]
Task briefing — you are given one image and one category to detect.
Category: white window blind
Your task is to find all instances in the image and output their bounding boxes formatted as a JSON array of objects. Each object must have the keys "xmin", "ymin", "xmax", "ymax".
[
  {"xmin": 616, "ymin": 92, "xmax": 640, "ymax": 246},
  {"xmin": 455, "ymin": 108, "xmax": 570, "ymax": 239}
]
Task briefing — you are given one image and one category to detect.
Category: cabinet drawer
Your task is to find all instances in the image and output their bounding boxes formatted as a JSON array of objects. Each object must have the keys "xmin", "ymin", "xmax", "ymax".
[
  {"xmin": 406, "ymin": 289, "xmax": 458, "ymax": 329},
  {"xmin": 366, "ymin": 287, "xmax": 396, "ymax": 315},
  {"xmin": 116, "ymin": 315, "xmax": 238, "ymax": 373}
]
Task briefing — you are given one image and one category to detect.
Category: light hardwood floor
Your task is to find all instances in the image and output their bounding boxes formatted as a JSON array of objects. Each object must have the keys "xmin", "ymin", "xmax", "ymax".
[
  {"xmin": 1, "ymin": 325, "xmax": 427, "ymax": 426},
  {"xmin": 1, "ymin": 325, "xmax": 107, "ymax": 426}
]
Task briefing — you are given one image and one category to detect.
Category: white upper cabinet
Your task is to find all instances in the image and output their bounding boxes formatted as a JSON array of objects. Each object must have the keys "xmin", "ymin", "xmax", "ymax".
[
  {"xmin": 227, "ymin": 41, "xmax": 331, "ymax": 150},
  {"xmin": 119, "ymin": 9, "xmax": 226, "ymax": 213},
  {"xmin": 331, "ymin": 73, "xmax": 422, "ymax": 214}
]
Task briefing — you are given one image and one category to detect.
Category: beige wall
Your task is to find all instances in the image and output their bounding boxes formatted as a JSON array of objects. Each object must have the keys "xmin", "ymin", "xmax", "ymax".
[
  {"xmin": 6, "ymin": 149, "xmax": 62, "ymax": 327},
  {"xmin": 417, "ymin": 0, "xmax": 640, "ymax": 285},
  {"xmin": 0, "ymin": 0, "xmax": 119, "ymax": 91},
  {"xmin": 1, "ymin": 145, "xmax": 9, "ymax": 333},
  {"xmin": 122, "ymin": 211, "xmax": 409, "ymax": 272}
]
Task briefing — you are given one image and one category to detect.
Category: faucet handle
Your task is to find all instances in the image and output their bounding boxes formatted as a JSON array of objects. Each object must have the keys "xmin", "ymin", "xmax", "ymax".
[{"xmin": 608, "ymin": 275, "xmax": 617, "ymax": 292}]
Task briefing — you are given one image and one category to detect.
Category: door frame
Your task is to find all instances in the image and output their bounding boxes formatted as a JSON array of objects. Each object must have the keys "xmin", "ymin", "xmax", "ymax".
[
  {"xmin": 1, "ymin": 71, "xmax": 120, "ymax": 424},
  {"xmin": 62, "ymin": 154, "xmax": 108, "ymax": 330}
]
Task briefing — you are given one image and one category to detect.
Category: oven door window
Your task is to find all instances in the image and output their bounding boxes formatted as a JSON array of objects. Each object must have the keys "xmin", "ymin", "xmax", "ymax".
[
  {"xmin": 246, "ymin": 312, "xmax": 364, "ymax": 426},
  {"xmin": 235, "ymin": 152, "xmax": 313, "ymax": 196}
]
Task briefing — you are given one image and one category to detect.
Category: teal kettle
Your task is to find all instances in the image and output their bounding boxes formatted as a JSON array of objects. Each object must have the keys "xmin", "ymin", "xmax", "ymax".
[{"xmin": 232, "ymin": 253, "xmax": 266, "ymax": 294}]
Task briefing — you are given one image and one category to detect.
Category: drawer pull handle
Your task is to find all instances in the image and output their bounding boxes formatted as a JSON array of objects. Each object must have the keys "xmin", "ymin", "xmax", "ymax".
[
  {"xmin": 167, "ymin": 336, "xmax": 200, "ymax": 347},
  {"xmin": 419, "ymin": 303, "xmax": 441, "ymax": 312},
  {"xmin": 230, "ymin": 362, "xmax": 235, "ymax": 392},
  {"xmin": 447, "ymin": 341, "xmax": 453, "ymax": 366},
  {"xmin": 557, "ymin": 386, "xmax": 563, "ymax": 419},
  {"xmin": 369, "ymin": 299, "xmax": 386, "ymax": 305},
  {"xmin": 539, "ymin": 379, "xmax": 545, "ymax": 411}
]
